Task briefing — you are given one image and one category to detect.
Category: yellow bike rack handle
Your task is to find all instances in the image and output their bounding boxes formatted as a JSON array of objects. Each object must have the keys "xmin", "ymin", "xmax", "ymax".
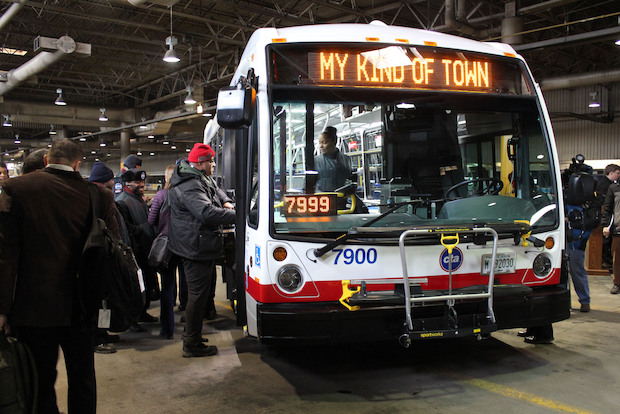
[
  {"xmin": 514, "ymin": 219, "xmax": 531, "ymax": 246},
  {"xmin": 440, "ymin": 233, "xmax": 460, "ymax": 254},
  {"xmin": 339, "ymin": 280, "xmax": 360, "ymax": 311}
]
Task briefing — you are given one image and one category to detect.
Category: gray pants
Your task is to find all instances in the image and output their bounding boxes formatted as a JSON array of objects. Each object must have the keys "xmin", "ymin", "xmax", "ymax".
[{"xmin": 181, "ymin": 258, "xmax": 216, "ymax": 346}]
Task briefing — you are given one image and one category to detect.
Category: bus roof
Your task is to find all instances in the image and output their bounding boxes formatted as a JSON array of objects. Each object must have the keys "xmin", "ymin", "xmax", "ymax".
[{"xmin": 232, "ymin": 21, "xmax": 522, "ymax": 86}]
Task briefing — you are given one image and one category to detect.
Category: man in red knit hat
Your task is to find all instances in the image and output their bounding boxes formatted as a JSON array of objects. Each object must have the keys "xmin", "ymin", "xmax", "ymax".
[{"xmin": 167, "ymin": 143, "xmax": 235, "ymax": 357}]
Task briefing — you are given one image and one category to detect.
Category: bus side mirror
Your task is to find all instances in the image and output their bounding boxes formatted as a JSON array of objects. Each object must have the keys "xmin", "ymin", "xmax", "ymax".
[{"xmin": 216, "ymin": 85, "xmax": 256, "ymax": 128}]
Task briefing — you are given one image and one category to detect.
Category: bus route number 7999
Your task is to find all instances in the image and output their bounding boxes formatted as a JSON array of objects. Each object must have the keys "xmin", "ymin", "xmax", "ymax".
[{"xmin": 333, "ymin": 248, "xmax": 377, "ymax": 265}]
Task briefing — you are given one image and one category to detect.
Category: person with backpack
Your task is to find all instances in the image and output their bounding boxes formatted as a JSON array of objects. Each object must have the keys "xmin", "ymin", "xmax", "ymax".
[
  {"xmin": 565, "ymin": 172, "xmax": 600, "ymax": 312},
  {"xmin": 0, "ymin": 139, "xmax": 118, "ymax": 413}
]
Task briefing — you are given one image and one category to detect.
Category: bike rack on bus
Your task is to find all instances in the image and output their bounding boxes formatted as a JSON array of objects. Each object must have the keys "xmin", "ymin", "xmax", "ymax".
[{"xmin": 398, "ymin": 227, "xmax": 499, "ymax": 348}]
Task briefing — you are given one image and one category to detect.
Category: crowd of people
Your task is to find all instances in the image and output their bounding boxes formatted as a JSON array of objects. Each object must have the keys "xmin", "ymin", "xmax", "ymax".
[
  {"xmin": 3, "ymin": 139, "xmax": 620, "ymax": 413},
  {"xmin": 0, "ymin": 140, "xmax": 235, "ymax": 413}
]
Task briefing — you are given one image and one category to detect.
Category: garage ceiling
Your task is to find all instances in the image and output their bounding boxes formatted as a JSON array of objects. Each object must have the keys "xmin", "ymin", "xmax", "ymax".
[{"xmin": 1, "ymin": 0, "xmax": 619, "ymax": 155}]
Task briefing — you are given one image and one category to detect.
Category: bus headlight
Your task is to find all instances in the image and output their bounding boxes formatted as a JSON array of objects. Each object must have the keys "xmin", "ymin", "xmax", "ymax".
[
  {"xmin": 533, "ymin": 253, "xmax": 552, "ymax": 278},
  {"xmin": 276, "ymin": 265, "xmax": 303, "ymax": 293}
]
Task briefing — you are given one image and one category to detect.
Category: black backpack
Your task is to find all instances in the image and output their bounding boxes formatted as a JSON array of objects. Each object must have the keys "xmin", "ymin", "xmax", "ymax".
[
  {"xmin": 0, "ymin": 332, "xmax": 38, "ymax": 414},
  {"xmin": 79, "ymin": 185, "xmax": 145, "ymax": 332}
]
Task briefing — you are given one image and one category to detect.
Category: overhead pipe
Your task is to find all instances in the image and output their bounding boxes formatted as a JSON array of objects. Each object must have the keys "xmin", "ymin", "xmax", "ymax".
[
  {"xmin": 540, "ymin": 69, "xmax": 620, "ymax": 91},
  {"xmin": 0, "ymin": 0, "xmax": 27, "ymax": 32},
  {"xmin": 0, "ymin": 35, "xmax": 90, "ymax": 96},
  {"xmin": 127, "ymin": 0, "xmax": 179, "ymax": 7},
  {"xmin": 444, "ymin": 0, "xmax": 499, "ymax": 39}
]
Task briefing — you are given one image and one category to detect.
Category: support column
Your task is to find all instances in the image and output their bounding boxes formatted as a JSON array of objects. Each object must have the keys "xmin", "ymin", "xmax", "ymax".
[{"xmin": 120, "ymin": 124, "xmax": 130, "ymax": 170}]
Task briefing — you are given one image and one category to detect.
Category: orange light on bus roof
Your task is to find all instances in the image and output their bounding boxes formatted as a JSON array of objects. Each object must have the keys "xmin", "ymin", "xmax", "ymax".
[
  {"xmin": 424, "ymin": 41, "xmax": 438, "ymax": 46},
  {"xmin": 272, "ymin": 38, "xmax": 287, "ymax": 43},
  {"xmin": 366, "ymin": 37, "xmax": 380, "ymax": 42},
  {"xmin": 504, "ymin": 52, "xmax": 516, "ymax": 57},
  {"xmin": 395, "ymin": 38, "xmax": 409, "ymax": 43}
]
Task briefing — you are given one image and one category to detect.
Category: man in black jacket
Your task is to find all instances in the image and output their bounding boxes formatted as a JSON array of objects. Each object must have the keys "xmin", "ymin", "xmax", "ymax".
[
  {"xmin": 116, "ymin": 168, "xmax": 158, "ymax": 328},
  {"xmin": 0, "ymin": 139, "xmax": 118, "ymax": 413},
  {"xmin": 168, "ymin": 143, "xmax": 235, "ymax": 357}
]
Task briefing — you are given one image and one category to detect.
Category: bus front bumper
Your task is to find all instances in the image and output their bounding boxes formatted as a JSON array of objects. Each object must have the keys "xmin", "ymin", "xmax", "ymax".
[{"xmin": 255, "ymin": 284, "xmax": 570, "ymax": 345}]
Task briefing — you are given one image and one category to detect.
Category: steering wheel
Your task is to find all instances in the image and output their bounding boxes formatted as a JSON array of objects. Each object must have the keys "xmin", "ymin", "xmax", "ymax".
[{"xmin": 446, "ymin": 178, "xmax": 504, "ymax": 198}]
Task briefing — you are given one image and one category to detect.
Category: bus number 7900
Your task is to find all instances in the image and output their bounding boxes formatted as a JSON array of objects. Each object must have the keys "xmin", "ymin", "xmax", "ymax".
[{"xmin": 333, "ymin": 248, "xmax": 377, "ymax": 265}]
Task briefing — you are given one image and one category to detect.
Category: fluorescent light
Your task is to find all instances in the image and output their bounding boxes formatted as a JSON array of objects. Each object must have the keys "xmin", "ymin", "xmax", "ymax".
[
  {"xmin": 99, "ymin": 108, "xmax": 108, "ymax": 122},
  {"xmin": 0, "ymin": 47, "xmax": 27, "ymax": 56}
]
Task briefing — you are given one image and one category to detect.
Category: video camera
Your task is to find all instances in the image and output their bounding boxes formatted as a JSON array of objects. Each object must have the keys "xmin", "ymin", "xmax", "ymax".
[{"xmin": 562, "ymin": 154, "xmax": 594, "ymax": 188}]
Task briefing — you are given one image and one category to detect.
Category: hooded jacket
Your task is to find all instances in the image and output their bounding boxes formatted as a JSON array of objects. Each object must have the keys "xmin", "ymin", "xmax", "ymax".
[{"xmin": 168, "ymin": 160, "xmax": 235, "ymax": 260}]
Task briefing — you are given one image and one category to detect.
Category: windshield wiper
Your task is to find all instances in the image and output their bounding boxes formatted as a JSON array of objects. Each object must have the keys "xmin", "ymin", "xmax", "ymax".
[{"xmin": 313, "ymin": 200, "xmax": 424, "ymax": 258}]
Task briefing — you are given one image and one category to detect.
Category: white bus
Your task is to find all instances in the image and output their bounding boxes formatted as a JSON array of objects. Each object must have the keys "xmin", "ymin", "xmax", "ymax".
[{"xmin": 212, "ymin": 21, "xmax": 570, "ymax": 346}]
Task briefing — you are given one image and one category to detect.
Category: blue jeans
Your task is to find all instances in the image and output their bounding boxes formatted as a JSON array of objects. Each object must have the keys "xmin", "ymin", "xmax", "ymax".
[{"xmin": 569, "ymin": 246, "xmax": 590, "ymax": 304}]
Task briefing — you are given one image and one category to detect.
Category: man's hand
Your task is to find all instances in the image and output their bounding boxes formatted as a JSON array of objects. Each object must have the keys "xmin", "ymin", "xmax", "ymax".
[
  {"xmin": 224, "ymin": 202, "xmax": 234, "ymax": 210},
  {"xmin": 603, "ymin": 226, "xmax": 611, "ymax": 237},
  {"xmin": 0, "ymin": 314, "xmax": 10, "ymax": 335}
]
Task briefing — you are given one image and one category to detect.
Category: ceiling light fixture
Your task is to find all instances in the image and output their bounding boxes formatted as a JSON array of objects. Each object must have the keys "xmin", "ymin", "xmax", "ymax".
[
  {"xmin": 2, "ymin": 114, "xmax": 11, "ymax": 127},
  {"xmin": 99, "ymin": 139, "xmax": 106, "ymax": 147},
  {"xmin": 616, "ymin": 39, "xmax": 620, "ymax": 46},
  {"xmin": 49, "ymin": 124, "xmax": 56, "ymax": 135},
  {"xmin": 140, "ymin": 117, "xmax": 148, "ymax": 129},
  {"xmin": 55, "ymin": 88, "xmax": 66, "ymax": 106},
  {"xmin": 137, "ymin": 150, "xmax": 142, "ymax": 156},
  {"xmin": 184, "ymin": 86, "xmax": 196, "ymax": 105},
  {"xmin": 163, "ymin": 6, "xmax": 180, "ymax": 63},
  {"xmin": 589, "ymin": 91, "xmax": 601, "ymax": 108},
  {"xmin": 14, "ymin": 134, "xmax": 20, "ymax": 144},
  {"xmin": 147, "ymin": 134, "xmax": 155, "ymax": 139},
  {"xmin": 99, "ymin": 108, "xmax": 108, "ymax": 122}
]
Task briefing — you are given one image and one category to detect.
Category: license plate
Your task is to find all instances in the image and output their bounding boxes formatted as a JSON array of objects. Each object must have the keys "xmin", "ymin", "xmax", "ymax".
[{"xmin": 481, "ymin": 253, "xmax": 516, "ymax": 275}]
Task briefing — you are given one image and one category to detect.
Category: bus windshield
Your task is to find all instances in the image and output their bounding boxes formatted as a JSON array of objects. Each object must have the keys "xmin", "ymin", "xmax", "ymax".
[{"xmin": 269, "ymin": 51, "xmax": 558, "ymax": 238}]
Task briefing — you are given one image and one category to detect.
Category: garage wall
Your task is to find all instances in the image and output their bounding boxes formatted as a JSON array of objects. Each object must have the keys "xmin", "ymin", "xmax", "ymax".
[{"xmin": 542, "ymin": 83, "xmax": 620, "ymax": 169}]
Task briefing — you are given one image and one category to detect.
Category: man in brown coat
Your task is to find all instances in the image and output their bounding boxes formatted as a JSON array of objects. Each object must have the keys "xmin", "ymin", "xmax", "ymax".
[{"xmin": 0, "ymin": 139, "xmax": 117, "ymax": 414}]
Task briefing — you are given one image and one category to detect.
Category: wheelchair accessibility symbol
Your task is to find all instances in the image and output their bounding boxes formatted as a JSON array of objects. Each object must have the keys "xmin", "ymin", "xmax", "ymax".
[{"xmin": 439, "ymin": 247, "xmax": 463, "ymax": 272}]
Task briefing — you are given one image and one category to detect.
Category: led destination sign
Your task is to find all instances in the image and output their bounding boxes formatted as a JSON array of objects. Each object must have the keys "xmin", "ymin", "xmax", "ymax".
[
  {"xmin": 311, "ymin": 49, "xmax": 489, "ymax": 89},
  {"xmin": 270, "ymin": 44, "xmax": 526, "ymax": 95},
  {"xmin": 283, "ymin": 194, "xmax": 337, "ymax": 217}
]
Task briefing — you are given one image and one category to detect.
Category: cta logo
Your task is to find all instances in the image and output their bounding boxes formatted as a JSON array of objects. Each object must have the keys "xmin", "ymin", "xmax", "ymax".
[{"xmin": 439, "ymin": 247, "xmax": 463, "ymax": 272}]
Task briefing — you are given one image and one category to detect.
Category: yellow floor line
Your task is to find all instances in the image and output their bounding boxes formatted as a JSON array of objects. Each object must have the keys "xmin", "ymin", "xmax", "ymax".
[{"xmin": 463, "ymin": 377, "xmax": 598, "ymax": 414}]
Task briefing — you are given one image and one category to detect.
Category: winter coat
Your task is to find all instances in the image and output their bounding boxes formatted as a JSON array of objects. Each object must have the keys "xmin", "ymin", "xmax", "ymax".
[
  {"xmin": 117, "ymin": 189, "xmax": 154, "ymax": 258},
  {"xmin": 0, "ymin": 167, "xmax": 117, "ymax": 327},
  {"xmin": 602, "ymin": 182, "xmax": 620, "ymax": 235},
  {"xmin": 148, "ymin": 188, "xmax": 169, "ymax": 236},
  {"xmin": 168, "ymin": 160, "xmax": 235, "ymax": 261}
]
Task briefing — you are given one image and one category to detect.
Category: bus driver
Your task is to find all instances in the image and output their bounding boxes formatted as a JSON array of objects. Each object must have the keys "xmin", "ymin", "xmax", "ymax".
[{"xmin": 314, "ymin": 126, "xmax": 352, "ymax": 192}]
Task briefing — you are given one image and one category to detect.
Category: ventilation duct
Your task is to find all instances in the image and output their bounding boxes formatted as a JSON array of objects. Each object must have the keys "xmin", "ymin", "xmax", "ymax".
[
  {"xmin": 0, "ymin": 36, "xmax": 91, "ymax": 96},
  {"xmin": 0, "ymin": 0, "xmax": 27, "ymax": 32}
]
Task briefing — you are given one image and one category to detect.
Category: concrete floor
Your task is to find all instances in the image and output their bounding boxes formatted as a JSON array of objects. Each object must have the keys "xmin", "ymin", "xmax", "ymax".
[{"xmin": 54, "ymin": 274, "xmax": 620, "ymax": 414}]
